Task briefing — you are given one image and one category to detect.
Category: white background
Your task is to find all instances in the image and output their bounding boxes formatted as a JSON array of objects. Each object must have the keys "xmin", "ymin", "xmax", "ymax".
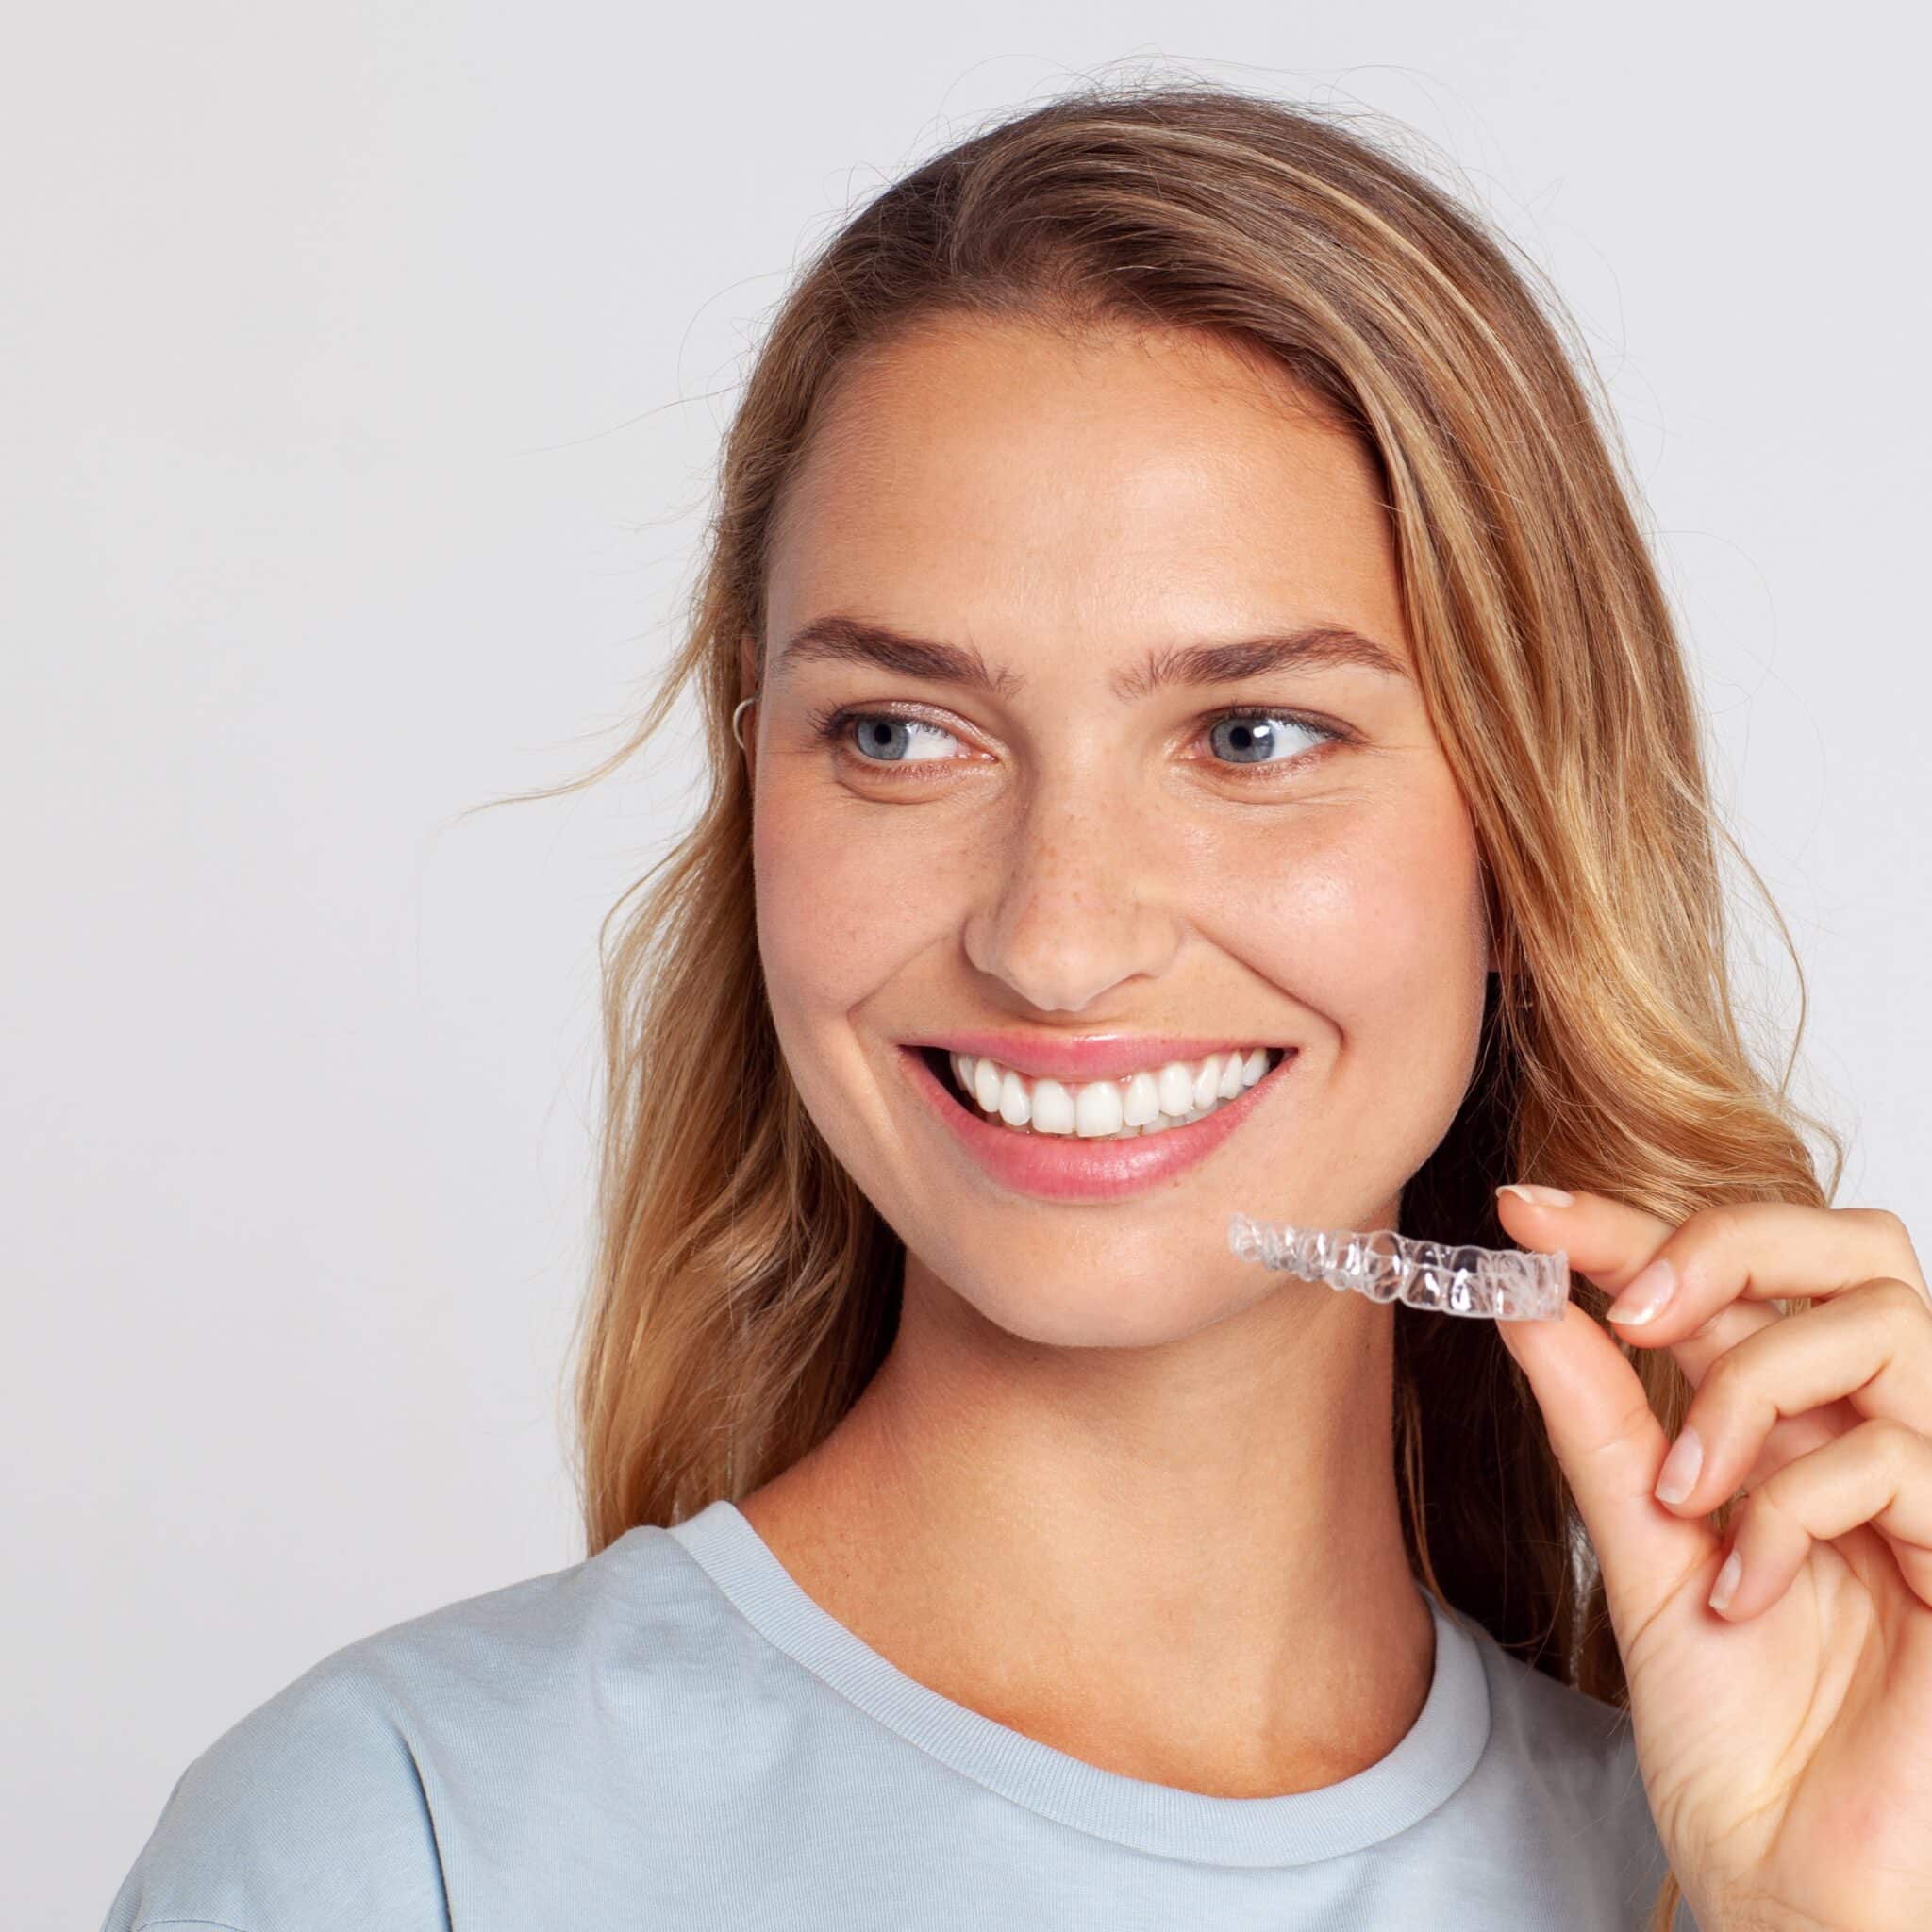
[{"xmin": 6, "ymin": 4, "xmax": 1926, "ymax": 1920}]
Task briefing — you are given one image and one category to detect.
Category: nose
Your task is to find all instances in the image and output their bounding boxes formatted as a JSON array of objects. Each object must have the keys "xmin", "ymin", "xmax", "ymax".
[{"xmin": 960, "ymin": 774, "xmax": 1187, "ymax": 1013}]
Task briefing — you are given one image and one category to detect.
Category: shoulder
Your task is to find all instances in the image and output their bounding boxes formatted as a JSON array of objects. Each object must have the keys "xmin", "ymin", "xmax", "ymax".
[{"xmin": 101, "ymin": 1524, "xmax": 719, "ymax": 1932}]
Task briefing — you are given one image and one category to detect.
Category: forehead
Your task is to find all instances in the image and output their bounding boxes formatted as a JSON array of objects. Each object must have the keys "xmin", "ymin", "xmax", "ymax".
[{"xmin": 767, "ymin": 319, "xmax": 1409, "ymax": 670}]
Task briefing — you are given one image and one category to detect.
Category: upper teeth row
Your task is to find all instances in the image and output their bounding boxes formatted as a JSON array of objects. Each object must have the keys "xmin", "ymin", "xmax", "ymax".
[{"xmin": 947, "ymin": 1047, "xmax": 1274, "ymax": 1137}]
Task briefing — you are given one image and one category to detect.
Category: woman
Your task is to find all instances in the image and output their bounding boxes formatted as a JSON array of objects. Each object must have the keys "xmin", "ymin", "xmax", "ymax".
[{"xmin": 103, "ymin": 80, "xmax": 1932, "ymax": 1932}]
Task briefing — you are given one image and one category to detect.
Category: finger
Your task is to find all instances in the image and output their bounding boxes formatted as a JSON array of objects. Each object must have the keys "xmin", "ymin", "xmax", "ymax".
[
  {"xmin": 1496, "ymin": 1294, "xmax": 1719, "ymax": 1639},
  {"xmin": 1493, "ymin": 1183, "xmax": 1674, "ymax": 1299},
  {"xmin": 1495, "ymin": 1186, "xmax": 1878, "ymax": 1499},
  {"xmin": 1652, "ymin": 1277, "xmax": 1932, "ymax": 1518},
  {"xmin": 1601, "ymin": 1200, "xmax": 1920, "ymax": 1340},
  {"xmin": 1495, "ymin": 1183, "xmax": 1784, "ymax": 1386},
  {"xmin": 1707, "ymin": 1417, "xmax": 1932, "ymax": 1619},
  {"xmin": 1494, "ymin": 1186, "xmax": 1932, "ymax": 1381}
]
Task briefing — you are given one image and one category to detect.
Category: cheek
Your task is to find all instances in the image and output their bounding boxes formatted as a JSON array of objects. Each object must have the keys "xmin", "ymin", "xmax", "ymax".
[
  {"xmin": 1189, "ymin": 783, "xmax": 1490, "ymax": 1217},
  {"xmin": 1195, "ymin": 780, "xmax": 1488, "ymax": 1040},
  {"xmin": 751, "ymin": 775, "xmax": 968, "ymax": 1021}
]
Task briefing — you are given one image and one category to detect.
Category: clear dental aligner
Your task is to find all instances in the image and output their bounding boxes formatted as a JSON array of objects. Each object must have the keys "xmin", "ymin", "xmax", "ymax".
[{"xmin": 1227, "ymin": 1213, "xmax": 1570, "ymax": 1322}]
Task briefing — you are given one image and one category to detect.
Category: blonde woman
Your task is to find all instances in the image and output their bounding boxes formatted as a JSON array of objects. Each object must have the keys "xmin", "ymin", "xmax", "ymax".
[{"xmin": 105, "ymin": 80, "xmax": 1932, "ymax": 1932}]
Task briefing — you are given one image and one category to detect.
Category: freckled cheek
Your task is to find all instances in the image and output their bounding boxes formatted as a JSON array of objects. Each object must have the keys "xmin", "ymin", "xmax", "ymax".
[{"xmin": 752, "ymin": 785, "xmax": 969, "ymax": 1019}]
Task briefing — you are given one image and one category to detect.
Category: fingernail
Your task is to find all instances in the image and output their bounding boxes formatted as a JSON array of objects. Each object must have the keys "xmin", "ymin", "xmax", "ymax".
[
  {"xmin": 1497, "ymin": 1183, "xmax": 1574, "ymax": 1208},
  {"xmin": 1607, "ymin": 1257, "xmax": 1675, "ymax": 1325},
  {"xmin": 1653, "ymin": 1425, "xmax": 1703, "ymax": 1506},
  {"xmin": 1708, "ymin": 1549, "xmax": 1742, "ymax": 1614}
]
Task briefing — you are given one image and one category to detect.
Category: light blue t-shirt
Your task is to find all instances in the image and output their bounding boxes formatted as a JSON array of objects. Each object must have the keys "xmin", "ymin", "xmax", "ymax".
[{"xmin": 103, "ymin": 1497, "xmax": 1692, "ymax": 1930}]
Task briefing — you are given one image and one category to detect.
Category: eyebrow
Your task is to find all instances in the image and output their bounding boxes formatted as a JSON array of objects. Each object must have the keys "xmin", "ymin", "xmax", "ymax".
[{"xmin": 774, "ymin": 613, "xmax": 1411, "ymax": 700}]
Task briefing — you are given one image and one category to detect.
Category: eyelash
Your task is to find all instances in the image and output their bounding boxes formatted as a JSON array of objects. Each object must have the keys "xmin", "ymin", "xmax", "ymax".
[{"xmin": 802, "ymin": 702, "xmax": 1350, "ymax": 784}]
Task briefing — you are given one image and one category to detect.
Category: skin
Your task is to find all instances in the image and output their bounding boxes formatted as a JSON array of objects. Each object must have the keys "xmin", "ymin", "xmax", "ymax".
[
  {"xmin": 733, "ymin": 315, "xmax": 1494, "ymax": 1797},
  {"xmin": 710, "ymin": 314, "xmax": 1932, "ymax": 1925}
]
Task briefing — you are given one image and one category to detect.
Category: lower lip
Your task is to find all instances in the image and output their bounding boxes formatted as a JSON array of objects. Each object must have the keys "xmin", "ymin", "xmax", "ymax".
[{"xmin": 900, "ymin": 1046, "xmax": 1295, "ymax": 1203}]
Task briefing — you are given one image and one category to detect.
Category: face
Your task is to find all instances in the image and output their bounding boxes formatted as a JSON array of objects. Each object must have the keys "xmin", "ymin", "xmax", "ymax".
[{"xmin": 744, "ymin": 318, "xmax": 1491, "ymax": 1350}]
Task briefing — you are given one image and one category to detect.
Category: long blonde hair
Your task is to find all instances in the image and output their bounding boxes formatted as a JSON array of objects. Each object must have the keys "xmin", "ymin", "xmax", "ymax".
[{"xmin": 485, "ymin": 76, "xmax": 1840, "ymax": 1931}]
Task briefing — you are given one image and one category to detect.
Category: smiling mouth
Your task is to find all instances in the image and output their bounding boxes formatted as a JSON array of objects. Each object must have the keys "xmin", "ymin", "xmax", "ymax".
[{"xmin": 920, "ymin": 1044, "xmax": 1291, "ymax": 1140}]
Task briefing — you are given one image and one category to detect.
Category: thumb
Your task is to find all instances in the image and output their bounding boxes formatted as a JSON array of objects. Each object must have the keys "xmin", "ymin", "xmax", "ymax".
[{"xmin": 1498, "ymin": 1298, "xmax": 1719, "ymax": 1638}]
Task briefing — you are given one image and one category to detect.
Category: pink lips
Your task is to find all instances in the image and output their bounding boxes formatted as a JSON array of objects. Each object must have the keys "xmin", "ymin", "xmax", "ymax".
[{"xmin": 899, "ymin": 1043, "xmax": 1294, "ymax": 1203}]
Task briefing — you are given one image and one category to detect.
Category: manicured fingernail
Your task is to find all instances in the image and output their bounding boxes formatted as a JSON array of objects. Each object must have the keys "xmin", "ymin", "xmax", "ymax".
[
  {"xmin": 1497, "ymin": 1183, "xmax": 1574, "ymax": 1208},
  {"xmin": 1708, "ymin": 1549, "xmax": 1742, "ymax": 1614},
  {"xmin": 1608, "ymin": 1257, "xmax": 1675, "ymax": 1325},
  {"xmin": 1654, "ymin": 1425, "xmax": 1703, "ymax": 1506}
]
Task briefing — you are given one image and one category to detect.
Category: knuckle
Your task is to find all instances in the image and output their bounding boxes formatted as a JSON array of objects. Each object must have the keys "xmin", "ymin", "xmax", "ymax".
[
  {"xmin": 1687, "ymin": 1203, "xmax": 1749, "ymax": 1248},
  {"xmin": 1850, "ymin": 1205, "xmax": 1924, "ymax": 1274},
  {"xmin": 1865, "ymin": 1274, "xmax": 1932, "ymax": 1324},
  {"xmin": 1853, "ymin": 1205, "xmax": 1911, "ymax": 1247},
  {"xmin": 1587, "ymin": 1396, "xmax": 1660, "ymax": 1474},
  {"xmin": 1680, "ymin": 1203, "xmax": 1750, "ymax": 1272},
  {"xmin": 1747, "ymin": 1473, "xmax": 1793, "ymax": 1528},
  {"xmin": 1859, "ymin": 1414, "xmax": 1921, "ymax": 1474},
  {"xmin": 1697, "ymin": 1347, "xmax": 1744, "ymax": 1403}
]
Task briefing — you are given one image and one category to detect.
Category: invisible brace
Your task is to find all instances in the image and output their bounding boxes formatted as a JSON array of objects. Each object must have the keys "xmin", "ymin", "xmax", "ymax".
[{"xmin": 1227, "ymin": 1213, "xmax": 1570, "ymax": 1321}]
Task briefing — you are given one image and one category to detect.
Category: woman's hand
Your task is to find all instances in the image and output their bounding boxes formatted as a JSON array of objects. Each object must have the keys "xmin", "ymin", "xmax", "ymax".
[{"xmin": 1491, "ymin": 1186, "xmax": 1932, "ymax": 1932}]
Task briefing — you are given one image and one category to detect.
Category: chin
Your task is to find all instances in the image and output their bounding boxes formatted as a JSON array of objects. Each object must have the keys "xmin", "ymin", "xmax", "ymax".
[{"xmin": 937, "ymin": 1257, "xmax": 1282, "ymax": 1353}]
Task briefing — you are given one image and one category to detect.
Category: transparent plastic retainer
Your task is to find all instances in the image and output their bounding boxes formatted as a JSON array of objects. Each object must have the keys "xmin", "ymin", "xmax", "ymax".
[{"xmin": 1227, "ymin": 1213, "xmax": 1569, "ymax": 1322}]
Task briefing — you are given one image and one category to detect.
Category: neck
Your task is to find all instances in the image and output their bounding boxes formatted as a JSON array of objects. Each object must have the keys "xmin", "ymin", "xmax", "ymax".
[{"xmin": 736, "ymin": 1242, "xmax": 1438, "ymax": 1799}]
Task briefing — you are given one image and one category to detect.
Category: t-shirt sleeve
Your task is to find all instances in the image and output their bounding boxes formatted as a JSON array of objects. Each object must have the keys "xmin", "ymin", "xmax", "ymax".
[{"xmin": 98, "ymin": 1659, "xmax": 453, "ymax": 1932}]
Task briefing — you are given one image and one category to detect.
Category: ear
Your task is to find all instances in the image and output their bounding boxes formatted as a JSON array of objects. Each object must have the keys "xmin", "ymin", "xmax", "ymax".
[{"xmin": 738, "ymin": 631, "xmax": 759, "ymax": 704}]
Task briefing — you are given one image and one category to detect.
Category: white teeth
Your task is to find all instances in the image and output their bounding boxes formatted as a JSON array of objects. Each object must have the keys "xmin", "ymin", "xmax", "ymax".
[
  {"xmin": 998, "ymin": 1068, "xmax": 1031, "ymax": 1127},
  {"xmin": 1030, "ymin": 1078, "xmax": 1075, "ymax": 1135},
  {"xmin": 1074, "ymin": 1080, "xmax": 1124, "ymax": 1137},
  {"xmin": 1191, "ymin": 1057, "xmax": 1221, "ymax": 1111},
  {"xmin": 1157, "ymin": 1061, "xmax": 1194, "ymax": 1116},
  {"xmin": 938, "ymin": 1045, "xmax": 1285, "ymax": 1138},
  {"xmin": 974, "ymin": 1056, "xmax": 1004, "ymax": 1112}
]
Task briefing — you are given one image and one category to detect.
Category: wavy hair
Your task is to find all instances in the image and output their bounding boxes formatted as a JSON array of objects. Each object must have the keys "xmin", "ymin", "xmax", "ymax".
[{"xmin": 484, "ymin": 75, "xmax": 1840, "ymax": 1932}]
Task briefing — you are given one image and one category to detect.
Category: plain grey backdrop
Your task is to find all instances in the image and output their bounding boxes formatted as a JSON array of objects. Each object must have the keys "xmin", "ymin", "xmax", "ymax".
[{"xmin": 6, "ymin": 3, "xmax": 1926, "ymax": 1919}]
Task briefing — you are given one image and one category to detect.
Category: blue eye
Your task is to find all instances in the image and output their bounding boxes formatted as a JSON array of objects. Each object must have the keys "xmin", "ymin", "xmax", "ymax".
[
  {"xmin": 846, "ymin": 715, "xmax": 962, "ymax": 762},
  {"xmin": 1206, "ymin": 713, "xmax": 1330, "ymax": 765}
]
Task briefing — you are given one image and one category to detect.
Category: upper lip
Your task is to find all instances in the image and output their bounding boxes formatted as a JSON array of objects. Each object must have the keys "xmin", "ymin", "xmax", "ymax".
[{"xmin": 901, "ymin": 1031, "xmax": 1291, "ymax": 1084}]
